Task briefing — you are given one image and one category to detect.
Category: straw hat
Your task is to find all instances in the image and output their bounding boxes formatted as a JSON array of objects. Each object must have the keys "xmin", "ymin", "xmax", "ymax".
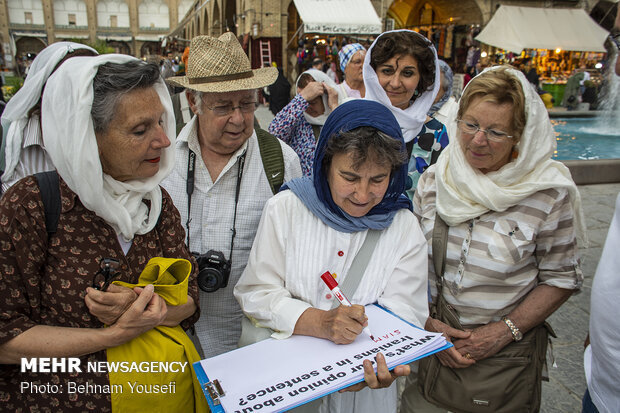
[{"xmin": 166, "ymin": 32, "xmax": 277, "ymax": 92}]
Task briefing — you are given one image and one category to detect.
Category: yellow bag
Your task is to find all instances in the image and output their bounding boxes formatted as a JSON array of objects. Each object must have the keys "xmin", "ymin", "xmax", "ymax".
[{"xmin": 106, "ymin": 257, "xmax": 208, "ymax": 413}]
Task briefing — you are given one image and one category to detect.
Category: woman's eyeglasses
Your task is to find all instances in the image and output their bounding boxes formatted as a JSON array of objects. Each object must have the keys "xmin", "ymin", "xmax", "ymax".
[
  {"xmin": 205, "ymin": 102, "xmax": 258, "ymax": 117},
  {"xmin": 92, "ymin": 258, "xmax": 121, "ymax": 291},
  {"xmin": 456, "ymin": 119, "xmax": 513, "ymax": 143}
]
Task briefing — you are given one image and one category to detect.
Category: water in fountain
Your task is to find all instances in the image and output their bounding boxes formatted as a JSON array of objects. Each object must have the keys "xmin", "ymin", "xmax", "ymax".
[{"xmin": 596, "ymin": 52, "xmax": 620, "ymax": 134}]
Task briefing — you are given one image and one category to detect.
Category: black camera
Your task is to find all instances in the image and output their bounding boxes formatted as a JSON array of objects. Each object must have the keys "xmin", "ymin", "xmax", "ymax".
[{"xmin": 193, "ymin": 250, "xmax": 231, "ymax": 293}]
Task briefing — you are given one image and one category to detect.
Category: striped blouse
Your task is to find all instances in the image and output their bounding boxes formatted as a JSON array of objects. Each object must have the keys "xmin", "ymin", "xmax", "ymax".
[
  {"xmin": 413, "ymin": 166, "xmax": 583, "ymax": 326},
  {"xmin": 1, "ymin": 115, "xmax": 55, "ymax": 193}
]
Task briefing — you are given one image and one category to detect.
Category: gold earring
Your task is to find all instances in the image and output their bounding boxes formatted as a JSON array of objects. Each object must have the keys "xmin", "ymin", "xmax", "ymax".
[{"xmin": 511, "ymin": 147, "xmax": 519, "ymax": 160}]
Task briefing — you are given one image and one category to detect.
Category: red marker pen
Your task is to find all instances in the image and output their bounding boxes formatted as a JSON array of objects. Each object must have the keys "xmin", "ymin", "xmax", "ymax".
[{"xmin": 320, "ymin": 271, "xmax": 374, "ymax": 340}]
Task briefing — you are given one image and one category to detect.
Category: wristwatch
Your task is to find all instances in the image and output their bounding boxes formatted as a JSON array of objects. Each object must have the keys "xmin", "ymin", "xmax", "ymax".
[{"xmin": 502, "ymin": 317, "xmax": 523, "ymax": 341}]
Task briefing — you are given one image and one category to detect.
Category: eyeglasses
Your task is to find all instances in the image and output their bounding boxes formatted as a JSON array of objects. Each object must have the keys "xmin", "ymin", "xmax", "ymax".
[
  {"xmin": 92, "ymin": 257, "xmax": 121, "ymax": 291},
  {"xmin": 456, "ymin": 119, "xmax": 514, "ymax": 143},
  {"xmin": 205, "ymin": 102, "xmax": 258, "ymax": 117}
]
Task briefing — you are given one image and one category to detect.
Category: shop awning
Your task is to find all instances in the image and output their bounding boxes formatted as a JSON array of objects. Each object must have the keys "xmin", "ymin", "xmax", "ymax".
[
  {"xmin": 475, "ymin": 5, "xmax": 609, "ymax": 53},
  {"xmin": 293, "ymin": 0, "xmax": 382, "ymax": 35}
]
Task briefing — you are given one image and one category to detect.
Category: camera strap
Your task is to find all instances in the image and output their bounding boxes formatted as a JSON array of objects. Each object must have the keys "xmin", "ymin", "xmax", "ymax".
[
  {"xmin": 186, "ymin": 148, "xmax": 247, "ymax": 266},
  {"xmin": 186, "ymin": 150, "xmax": 196, "ymax": 246}
]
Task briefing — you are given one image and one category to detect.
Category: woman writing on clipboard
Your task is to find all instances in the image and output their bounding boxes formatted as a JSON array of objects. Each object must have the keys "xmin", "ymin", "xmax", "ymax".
[{"xmin": 235, "ymin": 99, "xmax": 429, "ymax": 413}]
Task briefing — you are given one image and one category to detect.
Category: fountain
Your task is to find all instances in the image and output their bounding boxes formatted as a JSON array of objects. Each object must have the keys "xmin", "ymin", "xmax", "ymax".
[
  {"xmin": 596, "ymin": 52, "xmax": 620, "ymax": 134},
  {"xmin": 549, "ymin": 50, "xmax": 620, "ymax": 162},
  {"xmin": 559, "ymin": 49, "xmax": 620, "ymax": 186}
]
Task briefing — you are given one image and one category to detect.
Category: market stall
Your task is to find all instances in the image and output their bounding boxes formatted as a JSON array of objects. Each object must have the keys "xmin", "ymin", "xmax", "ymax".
[{"xmin": 475, "ymin": 5, "xmax": 609, "ymax": 106}]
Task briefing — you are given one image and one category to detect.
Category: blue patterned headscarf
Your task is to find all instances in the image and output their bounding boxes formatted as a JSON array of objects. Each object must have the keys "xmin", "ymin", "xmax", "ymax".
[
  {"xmin": 283, "ymin": 99, "xmax": 412, "ymax": 233},
  {"xmin": 338, "ymin": 43, "xmax": 365, "ymax": 73}
]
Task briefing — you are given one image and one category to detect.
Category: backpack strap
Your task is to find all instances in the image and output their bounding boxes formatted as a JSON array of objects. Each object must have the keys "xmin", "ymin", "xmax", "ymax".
[
  {"xmin": 34, "ymin": 171, "xmax": 61, "ymax": 235},
  {"xmin": 255, "ymin": 128, "xmax": 284, "ymax": 195}
]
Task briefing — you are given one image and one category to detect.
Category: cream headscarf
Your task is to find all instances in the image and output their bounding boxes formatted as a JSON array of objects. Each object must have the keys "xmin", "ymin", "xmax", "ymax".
[
  {"xmin": 363, "ymin": 29, "xmax": 440, "ymax": 143},
  {"xmin": 295, "ymin": 68, "xmax": 344, "ymax": 126},
  {"xmin": 434, "ymin": 65, "xmax": 587, "ymax": 243},
  {"xmin": 0, "ymin": 41, "xmax": 97, "ymax": 181},
  {"xmin": 41, "ymin": 54, "xmax": 176, "ymax": 241}
]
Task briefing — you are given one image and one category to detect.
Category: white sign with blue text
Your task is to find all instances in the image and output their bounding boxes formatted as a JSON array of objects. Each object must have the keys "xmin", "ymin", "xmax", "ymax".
[{"xmin": 194, "ymin": 304, "xmax": 449, "ymax": 413}]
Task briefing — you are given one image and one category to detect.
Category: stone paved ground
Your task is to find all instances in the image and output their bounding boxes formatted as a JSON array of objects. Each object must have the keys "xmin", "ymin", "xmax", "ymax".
[
  {"xmin": 255, "ymin": 103, "xmax": 275, "ymax": 130},
  {"xmin": 542, "ymin": 183, "xmax": 620, "ymax": 413},
  {"xmin": 256, "ymin": 104, "xmax": 620, "ymax": 413}
]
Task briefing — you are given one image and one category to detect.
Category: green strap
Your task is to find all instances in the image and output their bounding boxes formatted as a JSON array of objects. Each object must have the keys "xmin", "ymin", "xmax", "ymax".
[
  {"xmin": 430, "ymin": 214, "xmax": 449, "ymax": 319},
  {"xmin": 256, "ymin": 128, "xmax": 284, "ymax": 195},
  {"xmin": 432, "ymin": 214, "xmax": 449, "ymax": 285}
]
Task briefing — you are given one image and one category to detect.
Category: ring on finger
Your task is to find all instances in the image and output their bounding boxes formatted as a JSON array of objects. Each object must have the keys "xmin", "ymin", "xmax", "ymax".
[{"xmin": 465, "ymin": 353, "xmax": 472, "ymax": 359}]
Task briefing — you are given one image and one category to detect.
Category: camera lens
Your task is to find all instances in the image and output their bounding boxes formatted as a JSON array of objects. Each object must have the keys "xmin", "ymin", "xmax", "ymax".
[{"xmin": 198, "ymin": 267, "xmax": 223, "ymax": 293}]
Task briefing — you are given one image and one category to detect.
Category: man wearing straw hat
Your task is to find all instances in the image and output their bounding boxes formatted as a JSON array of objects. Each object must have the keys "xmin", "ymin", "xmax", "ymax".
[{"xmin": 163, "ymin": 33, "xmax": 302, "ymax": 357}]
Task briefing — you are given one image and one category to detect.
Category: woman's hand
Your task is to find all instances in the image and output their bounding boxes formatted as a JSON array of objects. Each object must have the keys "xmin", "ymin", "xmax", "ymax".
[
  {"xmin": 0, "ymin": 285, "xmax": 167, "ymax": 362},
  {"xmin": 299, "ymin": 81, "xmax": 325, "ymax": 102},
  {"xmin": 425, "ymin": 317, "xmax": 476, "ymax": 369},
  {"xmin": 319, "ymin": 305, "xmax": 368, "ymax": 344},
  {"xmin": 325, "ymin": 84, "xmax": 339, "ymax": 110},
  {"xmin": 85, "ymin": 284, "xmax": 138, "ymax": 325},
  {"xmin": 452, "ymin": 321, "xmax": 513, "ymax": 362},
  {"xmin": 107, "ymin": 284, "xmax": 168, "ymax": 346},
  {"xmin": 294, "ymin": 305, "xmax": 368, "ymax": 344},
  {"xmin": 340, "ymin": 353, "xmax": 410, "ymax": 393}
]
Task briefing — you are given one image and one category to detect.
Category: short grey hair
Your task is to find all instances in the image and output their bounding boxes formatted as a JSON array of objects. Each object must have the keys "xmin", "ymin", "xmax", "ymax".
[
  {"xmin": 91, "ymin": 61, "xmax": 161, "ymax": 133},
  {"xmin": 187, "ymin": 89, "xmax": 259, "ymax": 115},
  {"xmin": 323, "ymin": 126, "xmax": 407, "ymax": 173},
  {"xmin": 187, "ymin": 89, "xmax": 205, "ymax": 115}
]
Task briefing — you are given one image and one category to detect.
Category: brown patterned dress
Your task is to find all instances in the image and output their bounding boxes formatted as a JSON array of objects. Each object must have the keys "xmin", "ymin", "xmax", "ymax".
[{"xmin": 0, "ymin": 175, "xmax": 199, "ymax": 412}]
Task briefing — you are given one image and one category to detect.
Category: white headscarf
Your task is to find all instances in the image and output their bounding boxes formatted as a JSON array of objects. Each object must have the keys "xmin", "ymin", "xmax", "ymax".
[
  {"xmin": 434, "ymin": 66, "xmax": 587, "ymax": 243},
  {"xmin": 295, "ymin": 68, "xmax": 343, "ymax": 126},
  {"xmin": 1, "ymin": 41, "xmax": 97, "ymax": 181},
  {"xmin": 41, "ymin": 54, "xmax": 176, "ymax": 241},
  {"xmin": 363, "ymin": 29, "xmax": 440, "ymax": 143}
]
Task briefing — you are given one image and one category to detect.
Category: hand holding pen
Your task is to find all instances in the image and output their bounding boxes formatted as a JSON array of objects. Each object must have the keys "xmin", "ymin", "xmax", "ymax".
[{"xmin": 321, "ymin": 271, "xmax": 374, "ymax": 341}]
